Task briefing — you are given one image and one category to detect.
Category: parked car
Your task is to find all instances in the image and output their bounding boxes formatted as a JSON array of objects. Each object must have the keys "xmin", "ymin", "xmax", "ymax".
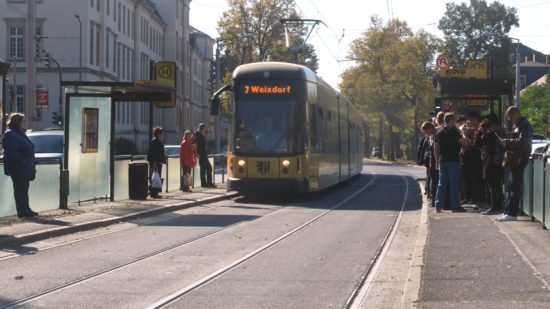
[
  {"xmin": 27, "ymin": 130, "xmax": 64, "ymax": 155},
  {"xmin": 532, "ymin": 134, "xmax": 548, "ymax": 143},
  {"xmin": 532, "ymin": 142, "xmax": 549, "ymax": 156},
  {"xmin": 0, "ymin": 130, "xmax": 63, "ymax": 163}
]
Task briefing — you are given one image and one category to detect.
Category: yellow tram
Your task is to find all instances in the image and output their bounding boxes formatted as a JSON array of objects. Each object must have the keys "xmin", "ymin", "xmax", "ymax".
[{"xmin": 222, "ymin": 62, "xmax": 364, "ymax": 193}]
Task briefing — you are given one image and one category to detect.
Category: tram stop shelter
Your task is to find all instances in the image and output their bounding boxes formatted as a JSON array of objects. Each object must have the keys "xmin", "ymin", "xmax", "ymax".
[
  {"xmin": 61, "ymin": 81, "xmax": 175, "ymax": 206},
  {"xmin": 434, "ymin": 77, "xmax": 515, "ymax": 123}
]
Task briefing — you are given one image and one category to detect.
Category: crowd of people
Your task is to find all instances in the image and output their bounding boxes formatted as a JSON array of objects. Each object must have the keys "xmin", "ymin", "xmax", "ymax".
[
  {"xmin": 147, "ymin": 123, "xmax": 216, "ymax": 199},
  {"xmin": 417, "ymin": 106, "xmax": 533, "ymax": 222}
]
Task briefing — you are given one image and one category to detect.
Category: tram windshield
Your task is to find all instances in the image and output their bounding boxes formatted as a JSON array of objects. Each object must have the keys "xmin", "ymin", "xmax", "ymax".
[{"xmin": 234, "ymin": 98, "xmax": 303, "ymax": 155}]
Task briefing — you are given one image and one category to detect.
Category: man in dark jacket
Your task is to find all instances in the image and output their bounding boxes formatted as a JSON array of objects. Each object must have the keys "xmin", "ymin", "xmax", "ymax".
[
  {"xmin": 476, "ymin": 119, "xmax": 504, "ymax": 215},
  {"xmin": 194, "ymin": 123, "xmax": 215, "ymax": 188},
  {"xmin": 496, "ymin": 107, "xmax": 533, "ymax": 222},
  {"xmin": 147, "ymin": 127, "xmax": 166, "ymax": 198},
  {"xmin": 434, "ymin": 113, "xmax": 469, "ymax": 213},
  {"xmin": 2, "ymin": 113, "xmax": 38, "ymax": 217}
]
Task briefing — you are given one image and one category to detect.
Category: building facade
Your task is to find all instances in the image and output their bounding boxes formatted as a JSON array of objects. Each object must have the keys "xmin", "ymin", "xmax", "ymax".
[{"xmin": 0, "ymin": 0, "xmax": 214, "ymax": 153}]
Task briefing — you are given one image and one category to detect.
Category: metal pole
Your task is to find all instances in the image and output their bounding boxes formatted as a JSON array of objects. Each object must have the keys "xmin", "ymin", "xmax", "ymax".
[
  {"xmin": 515, "ymin": 42, "xmax": 521, "ymax": 109},
  {"xmin": 1, "ymin": 61, "xmax": 7, "ymax": 134},
  {"xmin": 26, "ymin": 0, "xmax": 37, "ymax": 128},
  {"xmin": 55, "ymin": 59, "xmax": 63, "ymax": 116},
  {"xmin": 215, "ymin": 38, "xmax": 221, "ymax": 154},
  {"xmin": 75, "ymin": 15, "xmax": 82, "ymax": 81}
]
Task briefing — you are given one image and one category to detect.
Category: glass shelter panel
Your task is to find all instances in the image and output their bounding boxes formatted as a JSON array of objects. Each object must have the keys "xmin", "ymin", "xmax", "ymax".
[
  {"xmin": 0, "ymin": 163, "xmax": 60, "ymax": 217},
  {"xmin": 68, "ymin": 96, "xmax": 111, "ymax": 203}
]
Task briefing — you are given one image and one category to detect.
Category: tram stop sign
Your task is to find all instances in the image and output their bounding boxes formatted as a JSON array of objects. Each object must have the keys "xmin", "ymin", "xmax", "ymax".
[{"xmin": 154, "ymin": 61, "xmax": 177, "ymax": 108}]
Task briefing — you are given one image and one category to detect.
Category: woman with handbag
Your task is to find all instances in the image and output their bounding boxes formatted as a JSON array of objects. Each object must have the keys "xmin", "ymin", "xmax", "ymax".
[{"xmin": 147, "ymin": 127, "xmax": 166, "ymax": 199}]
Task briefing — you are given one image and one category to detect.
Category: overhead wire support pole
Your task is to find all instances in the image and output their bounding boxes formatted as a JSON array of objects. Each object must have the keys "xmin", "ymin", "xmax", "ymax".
[{"xmin": 279, "ymin": 19, "xmax": 326, "ymax": 63}]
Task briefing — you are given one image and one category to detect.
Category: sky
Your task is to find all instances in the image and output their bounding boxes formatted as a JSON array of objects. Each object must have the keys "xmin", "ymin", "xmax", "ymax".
[{"xmin": 190, "ymin": 0, "xmax": 550, "ymax": 89}]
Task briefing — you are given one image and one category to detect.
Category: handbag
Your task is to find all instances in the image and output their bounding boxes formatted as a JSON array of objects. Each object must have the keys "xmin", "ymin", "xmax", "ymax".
[{"xmin": 151, "ymin": 166, "xmax": 163, "ymax": 189}]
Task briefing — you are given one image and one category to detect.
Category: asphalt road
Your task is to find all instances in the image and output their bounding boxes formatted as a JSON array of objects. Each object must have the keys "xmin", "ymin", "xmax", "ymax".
[{"xmin": 0, "ymin": 160, "xmax": 423, "ymax": 309}]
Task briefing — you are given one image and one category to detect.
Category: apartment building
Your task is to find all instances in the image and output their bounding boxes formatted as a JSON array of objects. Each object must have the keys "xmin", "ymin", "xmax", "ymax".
[{"xmin": 1, "ymin": 0, "xmax": 213, "ymax": 153}]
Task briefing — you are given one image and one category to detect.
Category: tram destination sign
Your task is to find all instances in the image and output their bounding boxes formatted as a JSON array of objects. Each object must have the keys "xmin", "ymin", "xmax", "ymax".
[{"xmin": 241, "ymin": 84, "xmax": 293, "ymax": 95}]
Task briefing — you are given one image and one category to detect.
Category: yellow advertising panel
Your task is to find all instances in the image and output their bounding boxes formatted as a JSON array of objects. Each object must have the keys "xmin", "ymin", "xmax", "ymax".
[{"xmin": 439, "ymin": 59, "xmax": 488, "ymax": 79}]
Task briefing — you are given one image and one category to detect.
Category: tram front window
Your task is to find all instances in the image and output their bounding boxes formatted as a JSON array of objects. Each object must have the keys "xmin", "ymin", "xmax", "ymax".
[{"xmin": 234, "ymin": 99, "xmax": 302, "ymax": 155}]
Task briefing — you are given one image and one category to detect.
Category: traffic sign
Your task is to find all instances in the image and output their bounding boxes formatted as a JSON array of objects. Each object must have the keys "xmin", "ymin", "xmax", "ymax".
[
  {"xmin": 36, "ymin": 88, "xmax": 49, "ymax": 109},
  {"xmin": 154, "ymin": 61, "xmax": 176, "ymax": 89},
  {"xmin": 436, "ymin": 54, "xmax": 451, "ymax": 69},
  {"xmin": 153, "ymin": 61, "xmax": 177, "ymax": 108}
]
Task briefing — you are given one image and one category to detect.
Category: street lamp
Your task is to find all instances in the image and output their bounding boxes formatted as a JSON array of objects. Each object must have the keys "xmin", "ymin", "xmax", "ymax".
[
  {"xmin": 74, "ymin": 15, "xmax": 82, "ymax": 81},
  {"xmin": 510, "ymin": 37, "xmax": 521, "ymax": 109}
]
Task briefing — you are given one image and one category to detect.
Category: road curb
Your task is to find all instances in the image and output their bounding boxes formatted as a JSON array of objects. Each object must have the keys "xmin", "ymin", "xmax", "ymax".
[
  {"xmin": 0, "ymin": 192, "xmax": 240, "ymax": 248},
  {"xmin": 400, "ymin": 182, "xmax": 429, "ymax": 308}
]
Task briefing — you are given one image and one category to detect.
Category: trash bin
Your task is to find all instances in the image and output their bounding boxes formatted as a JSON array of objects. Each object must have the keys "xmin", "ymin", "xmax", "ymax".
[{"xmin": 129, "ymin": 162, "xmax": 148, "ymax": 200}]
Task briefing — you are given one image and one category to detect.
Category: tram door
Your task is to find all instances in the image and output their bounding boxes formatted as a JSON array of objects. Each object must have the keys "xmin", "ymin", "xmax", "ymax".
[
  {"xmin": 67, "ymin": 96, "xmax": 111, "ymax": 203},
  {"xmin": 338, "ymin": 97, "xmax": 350, "ymax": 181}
]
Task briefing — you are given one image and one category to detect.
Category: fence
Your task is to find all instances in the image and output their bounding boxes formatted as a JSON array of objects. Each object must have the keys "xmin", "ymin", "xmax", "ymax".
[
  {"xmin": 521, "ymin": 155, "xmax": 550, "ymax": 229},
  {"xmin": 1, "ymin": 153, "xmax": 226, "ymax": 216}
]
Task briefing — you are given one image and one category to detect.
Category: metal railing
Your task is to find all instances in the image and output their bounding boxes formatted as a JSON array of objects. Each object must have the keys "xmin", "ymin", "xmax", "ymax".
[{"xmin": 521, "ymin": 154, "xmax": 550, "ymax": 229}]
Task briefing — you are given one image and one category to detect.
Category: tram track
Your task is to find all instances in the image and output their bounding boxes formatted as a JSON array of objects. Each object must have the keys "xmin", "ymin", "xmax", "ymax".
[
  {"xmin": 1, "ymin": 172, "xmax": 385, "ymax": 309},
  {"xmin": 146, "ymin": 173, "xmax": 379, "ymax": 309},
  {"xmin": 0, "ymin": 198, "xmax": 287, "ymax": 309},
  {"xmin": 0, "ymin": 199, "xmax": 239, "ymax": 262}
]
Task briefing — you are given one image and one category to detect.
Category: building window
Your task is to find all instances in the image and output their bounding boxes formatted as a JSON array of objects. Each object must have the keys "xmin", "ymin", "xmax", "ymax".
[
  {"xmin": 96, "ymin": 0, "xmax": 100, "ymax": 12},
  {"xmin": 15, "ymin": 85, "xmax": 25, "ymax": 113},
  {"xmin": 113, "ymin": 0, "xmax": 116, "ymax": 21},
  {"xmin": 8, "ymin": 26, "xmax": 24, "ymax": 60},
  {"xmin": 113, "ymin": 36, "xmax": 117, "ymax": 73},
  {"xmin": 96, "ymin": 25, "xmax": 100, "ymax": 65},
  {"xmin": 90, "ymin": 0, "xmax": 94, "ymax": 8},
  {"xmin": 106, "ymin": 0, "xmax": 110, "ymax": 15},
  {"xmin": 118, "ymin": 2, "xmax": 121, "ymax": 32},
  {"xmin": 127, "ymin": 8, "xmax": 130, "ymax": 37},
  {"xmin": 105, "ymin": 31, "xmax": 110, "ymax": 68},
  {"xmin": 122, "ymin": 6, "xmax": 126, "ymax": 35},
  {"xmin": 117, "ymin": 43, "xmax": 122, "ymax": 77},
  {"xmin": 89, "ymin": 23, "xmax": 95, "ymax": 65},
  {"xmin": 520, "ymin": 75, "xmax": 527, "ymax": 88}
]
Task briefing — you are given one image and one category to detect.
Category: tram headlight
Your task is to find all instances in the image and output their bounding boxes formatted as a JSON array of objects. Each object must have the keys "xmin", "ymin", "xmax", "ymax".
[
  {"xmin": 238, "ymin": 160, "xmax": 246, "ymax": 167},
  {"xmin": 282, "ymin": 160, "xmax": 290, "ymax": 167}
]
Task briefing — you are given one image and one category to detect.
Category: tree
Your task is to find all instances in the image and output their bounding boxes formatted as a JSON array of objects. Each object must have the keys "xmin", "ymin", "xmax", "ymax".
[
  {"xmin": 438, "ymin": 0, "xmax": 519, "ymax": 78},
  {"xmin": 217, "ymin": 0, "xmax": 319, "ymax": 74},
  {"xmin": 340, "ymin": 17, "xmax": 439, "ymax": 160},
  {"xmin": 520, "ymin": 81, "xmax": 550, "ymax": 135}
]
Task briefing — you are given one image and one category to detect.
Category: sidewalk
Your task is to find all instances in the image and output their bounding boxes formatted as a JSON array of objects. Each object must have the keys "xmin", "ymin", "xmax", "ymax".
[
  {"xmin": 0, "ymin": 184, "xmax": 237, "ymax": 248},
  {"xmin": 418, "ymin": 205, "xmax": 550, "ymax": 308}
]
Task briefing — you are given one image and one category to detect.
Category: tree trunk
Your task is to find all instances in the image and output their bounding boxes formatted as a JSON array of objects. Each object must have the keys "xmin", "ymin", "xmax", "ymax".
[
  {"xmin": 378, "ymin": 118, "xmax": 384, "ymax": 159},
  {"xmin": 388, "ymin": 123, "xmax": 395, "ymax": 161}
]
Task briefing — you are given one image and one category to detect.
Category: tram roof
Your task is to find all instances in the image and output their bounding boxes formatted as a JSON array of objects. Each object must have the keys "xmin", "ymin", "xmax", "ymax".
[{"xmin": 232, "ymin": 62, "xmax": 317, "ymax": 83}]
